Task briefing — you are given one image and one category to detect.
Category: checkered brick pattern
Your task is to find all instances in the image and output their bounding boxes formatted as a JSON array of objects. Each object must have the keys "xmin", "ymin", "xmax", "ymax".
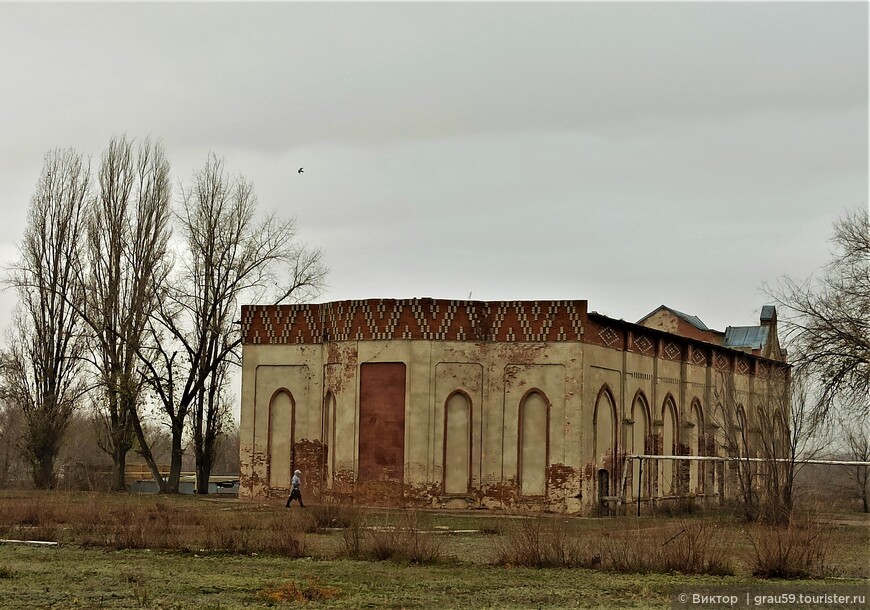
[
  {"xmin": 690, "ymin": 347, "xmax": 708, "ymax": 366},
  {"xmin": 714, "ymin": 353, "xmax": 731, "ymax": 371},
  {"xmin": 633, "ymin": 335, "xmax": 653, "ymax": 355},
  {"xmin": 663, "ymin": 342, "xmax": 681, "ymax": 361},
  {"xmin": 241, "ymin": 299, "xmax": 588, "ymax": 344}
]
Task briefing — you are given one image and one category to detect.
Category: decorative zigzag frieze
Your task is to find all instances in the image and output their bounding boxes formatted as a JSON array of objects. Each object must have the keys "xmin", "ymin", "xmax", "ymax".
[{"xmin": 241, "ymin": 299, "xmax": 587, "ymax": 344}]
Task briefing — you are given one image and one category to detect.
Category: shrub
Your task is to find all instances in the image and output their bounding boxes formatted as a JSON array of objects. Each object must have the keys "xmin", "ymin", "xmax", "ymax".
[
  {"xmin": 602, "ymin": 521, "xmax": 733, "ymax": 575},
  {"xmin": 600, "ymin": 528, "xmax": 656, "ymax": 573},
  {"xmin": 658, "ymin": 521, "xmax": 734, "ymax": 576},
  {"xmin": 748, "ymin": 516, "xmax": 832, "ymax": 578},
  {"xmin": 336, "ymin": 511, "xmax": 442, "ymax": 563},
  {"xmin": 260, "ymin": 514, "xmax": 307, "ymax": 557},
  {"xmin": 340, "ymin": 511, "xmax": 366, "ymax": 559},
  {"xmin": 493, "ymin": 516, "xmax": 596, "ymax": 568},
  {"xmin": 308, "ymin": 498, "xmax": 360, "ymax": 531}
]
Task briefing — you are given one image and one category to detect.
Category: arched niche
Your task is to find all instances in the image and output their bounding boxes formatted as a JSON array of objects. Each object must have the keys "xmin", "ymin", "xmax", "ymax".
[
  {"xmin": 443, "ymin": 391, "xmax": 472, "ymax": 495},
  {"xmin": 629, "ymin": 392, "xmax": 649, "ymax": 499},
  {"xmin": 322, "ymin": 391, "xmax": 336, "ymax": 487},
  {"xmin": 688, "ymin": 399, "xmax": 704, "ymax": 494},
  {"xmin": 660, "ymin": 395, "xmax": 678, "ymax": 496},
  {"xmin": 268, "ymin": 389, "xmax": 295, "ymax": 491},
  {"xmin": 593, "ymin": 387, "xmax": 617, "ymax": 503},
  {"xmin": 520, "ymin": 390, "xmax": 549, "ymax": 496}
]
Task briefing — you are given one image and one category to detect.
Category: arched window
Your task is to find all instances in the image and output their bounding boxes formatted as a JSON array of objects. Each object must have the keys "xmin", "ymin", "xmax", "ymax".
[
  {"xmin": 268, "ymin": 389, "xmax": 295, "ymax": 491},
  {"xmin": 688, "ymin": 400, "xmax": 705, "ymax": 494},
  {"xmin": 774, "ymin": 411, "xmax": 788, "ymax": 460},
  {"xmin": 629, "ymin": 393, "xmax": 649, "ymax": 499},
  {"xmin": 736, "ymin": 405, "xmax": 748, "ymax": 457},
  {"xmin": 593, "ymin": 387, "xmax": 617, "ymax": 502},
  {"xmin": 322, "ymin": 391, "xmax": 336, "ymax": 487},
  {"xmin": 520, "ymin": 391, "xmax": 549, "ymax": 496},
  {"xmin": 443, "ymin": 392, "xmax": 472, "ymax": 495},
  {"xmin": 660, "ymin": 395, "xmax": 678, "ymax": 496}
]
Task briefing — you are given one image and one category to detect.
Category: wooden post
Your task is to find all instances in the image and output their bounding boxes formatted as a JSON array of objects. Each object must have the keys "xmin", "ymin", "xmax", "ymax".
[{"xmin": 636, "ymin": 457, "xmax": 643, "ymax": 518}]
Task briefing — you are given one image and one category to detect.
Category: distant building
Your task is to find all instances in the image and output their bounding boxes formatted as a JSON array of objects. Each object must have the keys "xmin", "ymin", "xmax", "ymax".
[{"xmin": 239, "ymin": 299, "xmax": 788, "ymax": 513}]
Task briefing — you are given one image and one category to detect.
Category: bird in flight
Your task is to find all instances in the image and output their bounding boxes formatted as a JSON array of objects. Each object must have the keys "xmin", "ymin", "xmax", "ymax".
[{"xmin": 298, "ymin": 167, "xmax": 304, "ymax": 174}]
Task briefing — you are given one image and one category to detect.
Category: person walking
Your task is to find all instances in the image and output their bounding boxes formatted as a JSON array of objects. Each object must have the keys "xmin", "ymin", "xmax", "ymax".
[{"xmin": 285, "ymin": 469, "xmax": 305, "ymax": 507}]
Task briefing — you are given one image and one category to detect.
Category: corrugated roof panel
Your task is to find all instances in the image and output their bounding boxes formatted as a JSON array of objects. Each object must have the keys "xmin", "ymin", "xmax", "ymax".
[
  {"xmin": 671, "ymin": 308, "xmax": 710, "ymax": 331},
  {"xmin": 724, "ymin": 325, "xmax": 769, "ymax": 350}
]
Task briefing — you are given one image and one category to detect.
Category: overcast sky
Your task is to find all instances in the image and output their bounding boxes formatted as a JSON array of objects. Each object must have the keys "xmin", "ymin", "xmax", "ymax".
[{"xmin": 0, "ymin": 2, "xmax": 866, "ymax": 338}]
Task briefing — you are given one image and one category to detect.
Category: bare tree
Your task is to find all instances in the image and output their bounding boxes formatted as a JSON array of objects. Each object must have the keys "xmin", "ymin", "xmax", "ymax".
[
  {"xmin": 713, "ymin": 363, "xmax": 828, "ymax": 524},
  {"xmin": 839, "ymin": 411, "xmax": 870, "ymax": 513},
  {"xmin": 0, "ymin": 400, "xmax": 29, "ymax": 487},
  {"xmin": 1, "ymin": 149, "xmax": 90, "ymax": 488},
  {"xmin": 756, "ymin": 371, "xmax": 828, "ymax": 523},
  {"xmin": 767, "ymin": 208, "xmax": 869, "ymax": 419},
  {"xmin": 713, "ymin": 374, "xmax": 760, "ymax": 522},
  {"xmin": 210, "ymin": 419, "xmax": 241, "ymax": 476},
  {"xmin": 82, "ymin": 136, "xmax": 172, "ymax": 492},
  {"xmin": 140, "ymin": 154, "xmax": 326, "ymax": 493}
]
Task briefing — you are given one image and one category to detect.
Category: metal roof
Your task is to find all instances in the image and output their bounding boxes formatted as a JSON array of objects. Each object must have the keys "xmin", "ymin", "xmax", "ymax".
[
  {"xmin": 760, "ymin": 305, "xmax": 776, "ymax": 322},
  {"xmin": 669, "ymin": 307, "xmax": 711, "ymax": 331},
  {"xmin": 639, "ymin": 305, "xmax": 711, "ymax": 331},
  {"xmin": 724, "ymin": 325, "xmax": 769, "ymax": 350}
]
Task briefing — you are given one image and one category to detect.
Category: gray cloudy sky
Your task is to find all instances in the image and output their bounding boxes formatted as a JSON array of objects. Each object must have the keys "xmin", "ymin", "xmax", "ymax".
[{"xmin": 0, "ymin": 2, "xmax": 866, "ymax": 336}]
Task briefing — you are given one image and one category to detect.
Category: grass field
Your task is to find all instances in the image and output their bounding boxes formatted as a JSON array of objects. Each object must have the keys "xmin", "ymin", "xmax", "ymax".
[{"xmin": 0, "ymin": 491, "xmax": 867, "ymax": 609}]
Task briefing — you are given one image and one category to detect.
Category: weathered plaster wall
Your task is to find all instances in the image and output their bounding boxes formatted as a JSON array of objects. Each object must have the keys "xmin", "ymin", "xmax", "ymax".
[{"xmin": 239, "ymin": 300, "xmax": 788, "ymax": 513}]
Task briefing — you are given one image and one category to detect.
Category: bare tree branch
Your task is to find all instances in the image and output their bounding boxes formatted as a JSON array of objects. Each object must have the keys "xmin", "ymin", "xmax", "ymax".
[{"xmin": 0, "ymin": 148, "xmax": 90, "ymax": 488}]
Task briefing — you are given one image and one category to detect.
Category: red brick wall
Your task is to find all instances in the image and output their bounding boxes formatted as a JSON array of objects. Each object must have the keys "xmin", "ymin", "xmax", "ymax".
[
  {"xmin": 358, "ymin": 363, "xmax": 406, "ymax": 483},
  {"xmin": 241, "ymin": 299, "xmax": 587, "ymax": 344}
]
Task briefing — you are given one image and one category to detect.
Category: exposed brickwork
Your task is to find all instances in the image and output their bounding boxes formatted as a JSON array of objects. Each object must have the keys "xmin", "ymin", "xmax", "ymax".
[
  {"xmin": 483, "ymin": 477, "xmax": 519, "ymax": 507},
  {"xmin": 661, "ymin": 341, "xmax": 683, "ymax": 362},
  {"xmin": 631, "ymin": 334, "xmax": 654, "ymax": 355},
  {"xmin": 690, "ymin": 345, "xmax": 709, "ymax": 366},
  {"xmin": 637, "ymin": 308, "xmax": 726, "ymax": 344},
  {"xmin": 358, "ymin": 363, "xmax": 406, "ymax": 484},
  {"xmin": 585, "ymin": 315, "xmax": 625, "ymax": 350},
  {"xmin": 405, "ymin": 482, "xmax": 442, "ymax": 508},
  {"xmin": 293, "ymin": 439, "xmax": 326, "ymax": 502},
  {"xmin": 332, "ymin": 468, "xmax": 354, "ymax": 497},
  {"xmin": 242, "ymin": 298, "xmax": 789, "ymax": 513},
  {"xmin": 242, "ymin": 299, "xmax": 588, "ymax": 344},
  {"xmin": 355, "ymin": 480, "xmax": 404, "ymax": 507},
  {"xmin": 547, "ymin": 463, "xmax": 580, "ymax": 499}
]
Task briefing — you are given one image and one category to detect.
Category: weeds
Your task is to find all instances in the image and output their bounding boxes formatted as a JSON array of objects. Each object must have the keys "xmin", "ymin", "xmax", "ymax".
[
  {"xmin": 0, "ymin": 491, "xmax": 848, "ymax": 580},
  {"xmin": 493, "ymin": 516, "xmax": 595, "ymax": 568},
  {"xmin": 308, "ymin": 497, "xmax": 360, "ymax": 530},
  {"xmin": 258, "ymin": 577, "xmax": 342, "ymax": 603},
  {"xmin": 336, "ymin": 511, "xmax": 442, "ymax": 563},
  {"xmin": 748, "ymin": 515, "xmax": 832, "ymax": 578},
  {"xmin": 658, "ymin": 521, "xmax": 734, "ymax": 575}
]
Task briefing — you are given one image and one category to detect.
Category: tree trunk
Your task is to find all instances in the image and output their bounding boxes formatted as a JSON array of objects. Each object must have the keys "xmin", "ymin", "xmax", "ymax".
[
  {"xmin": 129, "ymin": 410, "xmax": 166, "ymax": 493},
  {"xmin": 195, "ymin": 453, "xmax": 212, "ymax": 495},
  {"xmin": 167, "ymin": 418, "xmax": 184, "ymax": 493},
  {"xmin": 112, "ymin": 441, "xmax": 127, "ymax": 492},
  {"xmin": 32, "ymin": 452, "xmax": 56, "ymax": 489}
]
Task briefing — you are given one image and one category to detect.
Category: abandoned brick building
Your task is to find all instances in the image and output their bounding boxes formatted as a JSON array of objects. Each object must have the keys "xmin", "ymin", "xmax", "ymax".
[{"xmin": 239, "ymin": 299, "xmax": 789, "ymax": 513}]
